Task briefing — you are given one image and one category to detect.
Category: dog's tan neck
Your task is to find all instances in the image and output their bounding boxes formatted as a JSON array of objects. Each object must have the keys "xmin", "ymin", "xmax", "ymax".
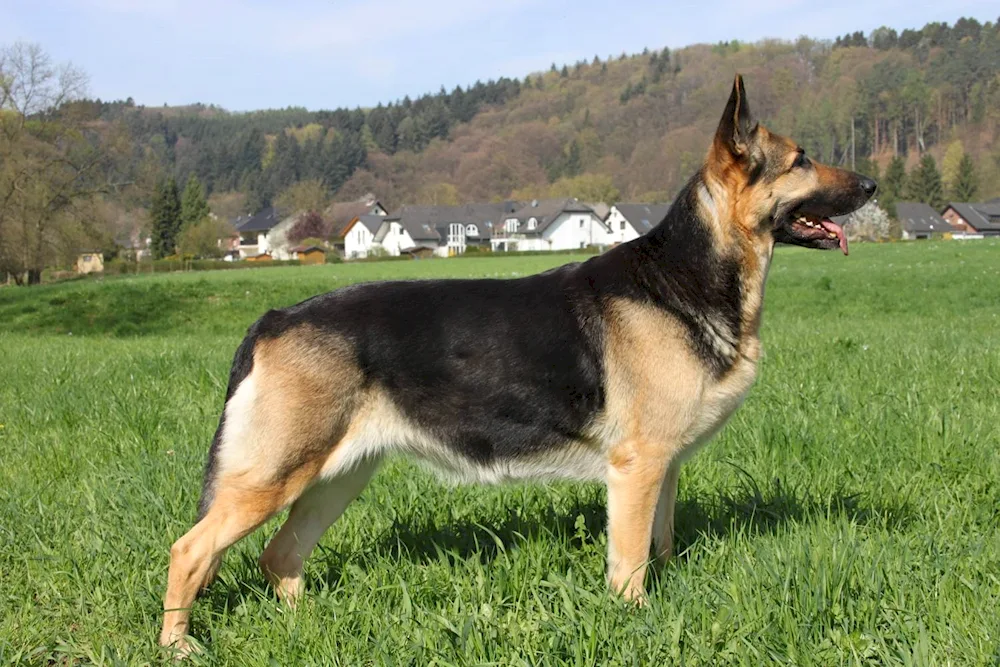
[{"xmin": 696, "ymin": 167, "xmax": 774, "ymax": 352}]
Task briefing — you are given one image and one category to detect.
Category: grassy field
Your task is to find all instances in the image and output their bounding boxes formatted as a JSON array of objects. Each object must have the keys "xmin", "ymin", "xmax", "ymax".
[{"xmin": 2, "ymin": 242, "xmax": 999, "ymax": 665}]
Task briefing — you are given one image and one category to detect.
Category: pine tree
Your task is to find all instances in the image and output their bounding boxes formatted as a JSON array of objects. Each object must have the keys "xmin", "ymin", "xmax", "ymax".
[
  {"xmin": 180, "ymin": 174, "xmax": 210, "ymax": 230},
  {"xmin": 952, "ymin": 153, "xmax": 978, "ymax": 201},
  {"xmin": 564, "ymin": 140, "xmax": 582, "ymax": 178},
  {"xmin": 906, "ymin": 153, "xmax": 944, "ymax": 209},
  {"xmin": 560, "ymin": 65, "xmax": 569, "ymax": 78},
  {"xmin": 880, "ymin": 155, "xmax": 907, "ymax": 216},
  {"xmin": 150, "ymin": 177, "xmax": 182, "ymax": 259}
]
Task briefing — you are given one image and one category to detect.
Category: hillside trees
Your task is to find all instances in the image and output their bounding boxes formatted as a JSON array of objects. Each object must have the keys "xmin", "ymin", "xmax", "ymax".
[
  {"xmin": 0, "ymin": 43, "xmax": 126, "ymax": 284},
  {"xmin": 28, "ymin": 17, "xmax": 1000, "ymax": 214}
]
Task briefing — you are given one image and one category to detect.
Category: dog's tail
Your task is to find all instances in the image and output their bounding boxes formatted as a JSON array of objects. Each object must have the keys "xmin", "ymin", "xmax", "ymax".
[{"xmin": 195, "ymin": 330, "xmax": 258, "ymax": 522}]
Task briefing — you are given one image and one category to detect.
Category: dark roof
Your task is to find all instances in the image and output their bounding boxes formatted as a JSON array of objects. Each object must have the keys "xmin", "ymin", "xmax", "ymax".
[
  {"xmin": 506, "ymin": 198, "xmax": 596, "ymax": 235},
  {"xmin": 291, "ymin": 245, "xmax": 326, "ymax": 253},
  {"xmin": 386, "ymin": 202, "xmax": 523, "ymax": 243},
  {"xmin": 347, "ymin": 214, "xmax": 385, "ymax": 236},
  {"xmin": 330, "ymin": 200, "xmax": 385, "ymax": 231},
  {"xmin": 894, "ymin": 202, "xmax": 954, "ymax": 234},
  {"xmin": 945, "ymin": 202, "xmax": 1000, "ymax": 232},
  {"xmin": 613, "ymin": 203, "xmax": 671, "ymax": 234},
  {"xmin": 236, "ymin": 207, "xmax": 282, "ymax": 233}
]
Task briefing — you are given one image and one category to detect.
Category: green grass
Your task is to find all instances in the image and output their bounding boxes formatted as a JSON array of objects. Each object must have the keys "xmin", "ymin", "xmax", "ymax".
[{"xmin": 2, "ymin": 242, "xmax": 999, "ymax": 665}]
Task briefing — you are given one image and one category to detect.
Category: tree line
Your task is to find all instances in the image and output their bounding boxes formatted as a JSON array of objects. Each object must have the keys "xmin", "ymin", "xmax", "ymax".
[{"xmin": 3, "ymin": 15, "xmax": 1000, "ymax": 284}]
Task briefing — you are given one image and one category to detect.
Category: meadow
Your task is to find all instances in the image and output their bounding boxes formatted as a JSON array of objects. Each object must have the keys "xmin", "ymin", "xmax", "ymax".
[{"xmin": 1, "ymin": 241, "xmax": 999, "ymax": 665}]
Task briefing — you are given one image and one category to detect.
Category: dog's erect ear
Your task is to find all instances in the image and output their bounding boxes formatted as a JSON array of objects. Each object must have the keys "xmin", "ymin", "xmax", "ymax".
[{"xmin": 715, "ymin": 74, "xmax": 758, "ymax": 159}]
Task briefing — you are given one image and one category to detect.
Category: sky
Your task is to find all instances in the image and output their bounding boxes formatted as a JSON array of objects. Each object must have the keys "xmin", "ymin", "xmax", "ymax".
[{"xmin": 1, "ymin": 0, "xmax": 997, "ymax": 112}]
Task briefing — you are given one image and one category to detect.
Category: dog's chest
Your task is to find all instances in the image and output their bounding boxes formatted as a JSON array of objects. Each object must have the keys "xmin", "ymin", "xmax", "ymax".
[{"xmin": 683, "ymin": 342, "xmax": 760, "ymax": 450}]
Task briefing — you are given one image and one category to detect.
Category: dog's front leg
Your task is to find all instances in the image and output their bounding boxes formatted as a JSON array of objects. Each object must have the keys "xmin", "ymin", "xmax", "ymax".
[
  {"xmin": 652, "ymin": 460, "xmax": 681, "ymax": 564},
  {"xmin": 605, "ymin": 441, "xmax": 671, "ymax": 604}
]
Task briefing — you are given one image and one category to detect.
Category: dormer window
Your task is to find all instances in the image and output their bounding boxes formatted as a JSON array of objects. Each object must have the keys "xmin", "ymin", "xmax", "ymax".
[
  {"xmin": 505, "ymin": 218, "xmax": 519, "ymax": 233},
  {"xmin": 466, "ymin": 224, "xmax": 479, "ymax": 236},
  {"xmin": 527, "ymin": 217, "xmax": 537, "ymax": 230}
]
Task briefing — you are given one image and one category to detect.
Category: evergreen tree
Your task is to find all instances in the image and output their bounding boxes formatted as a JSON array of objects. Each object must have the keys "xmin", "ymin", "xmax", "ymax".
[
  {"xmin": 560, "ymin": 65, "xmax": 569, "ymax": 78},
  {"xmin": 952, "ymin": 153, "xmax": 978, "ymax": 201},
  {"xmin": 150, "ymin": 177, "xmax": 182, "ymax": 259},
  {"xmin": 419, "ymin": 99, "xmax": 451, "ymax": 140},
  {"xmin": 906, "ymin": 153, "xmax": 944, "ymax": 209},
  {"xmin": 564, "ymin": 140, "xmax": 582, "ymax": 178},
  {"xmin": 880, "ymin": 155, "xmax": 907, "ymax": 216},
  {"xmin": 179, "ymin": 174, "xmax": 210, "ymax": 230}
]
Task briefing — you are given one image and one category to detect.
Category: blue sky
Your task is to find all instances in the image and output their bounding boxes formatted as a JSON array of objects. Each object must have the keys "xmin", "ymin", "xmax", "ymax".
[{"xmin": 1, "ymin": 0, "xmax": 997, "ymax": 111}]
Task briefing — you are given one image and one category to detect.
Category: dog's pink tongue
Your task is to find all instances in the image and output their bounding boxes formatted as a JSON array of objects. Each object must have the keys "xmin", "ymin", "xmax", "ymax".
[{"xmin": 820, "ymin": 220, "xmax": 848, "ymax": 255}]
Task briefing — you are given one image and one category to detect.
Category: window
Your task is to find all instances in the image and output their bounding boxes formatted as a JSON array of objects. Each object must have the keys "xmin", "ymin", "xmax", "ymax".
[
  {"xmin": 527, "ymin": 217, "xmax": 537, "ymax": 230},
  {"xmin": 83, "ymin": 255, "xmax": 93, "ymax": 262},
  {"xmin": 466, "ymin": 224, "xmax": 479, "ymax": 236},
  {"xmin": 620, "ymin": 220, "xmax": 626, "ymax": 231},
  {"xmin": 447, "ymin": 223, "xmax": 467, "ymax": 254},
  {"xmin": 580, "ymin": 241, "xmax": 586, "ymax": 248},
  {"xmin": 580, "ymin": 219, "xmax": 585, "ymax": 228},
  {"xmin": 505, "ymin": 219, "xmax": 519, "ymax": 233}
]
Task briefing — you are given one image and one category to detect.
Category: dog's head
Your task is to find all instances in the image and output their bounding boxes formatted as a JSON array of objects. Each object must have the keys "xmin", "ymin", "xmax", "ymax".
[{"xmin": 706, "ymin": 75, "xmax": 876, "ymax": 255}]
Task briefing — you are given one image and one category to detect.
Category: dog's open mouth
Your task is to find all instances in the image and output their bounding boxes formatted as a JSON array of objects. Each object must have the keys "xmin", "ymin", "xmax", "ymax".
[{"xmin": 784, "ymin": 210, "xmax": 848, "ymax": 255}]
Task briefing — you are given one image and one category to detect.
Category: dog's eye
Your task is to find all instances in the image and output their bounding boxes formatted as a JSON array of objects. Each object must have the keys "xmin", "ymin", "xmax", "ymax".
[{"xmin": 792, "ymin": 152, "xmax": 809, "ymax": 169}]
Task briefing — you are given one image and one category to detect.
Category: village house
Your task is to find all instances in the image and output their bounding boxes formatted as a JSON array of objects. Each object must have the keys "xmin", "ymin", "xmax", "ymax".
[
  {"xmin": 330, "ymin": 195, "xmax": 388, "ymax": 257},
  {"xmin": 76, "ymin": 251, "xmax": 104, "ymax": 274},
  {"xmin": 342, "ymin": 215, "xmax": 386, "ymax": 259},
  {"xmin": 491, "ymin": 198, "xmax": 611, "ymax": 252},
  {"xmin": 894, "ymin": 202, "xmax": 955, "ymax": 240},
  {"xmin": 375, "ymin": 202, "xmax": 520, "ymax": 258},
  {"xmin": 941, "ymin": 202, "xmax": 1000, "ymax": 238},
  {"xmin": 605, "ymin": 203, "xmax": 670, "ymax": 244},
  {"xmin": 233, "ymin": 207, "xmax": 298, "ymax": 260}
]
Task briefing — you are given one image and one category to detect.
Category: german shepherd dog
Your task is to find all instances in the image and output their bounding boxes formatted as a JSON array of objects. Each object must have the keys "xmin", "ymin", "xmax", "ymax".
[{"xmin": 160, "ymin": 75, "xmax": 876, "ymax": 652}]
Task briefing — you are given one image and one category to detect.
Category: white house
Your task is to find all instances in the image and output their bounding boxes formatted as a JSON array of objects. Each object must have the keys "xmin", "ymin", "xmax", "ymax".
[
  {"xmin": 373, "ymin": 218, "xmax": 415, "ymax": 256},
  {"xmin": 234, "ymin": 207, "xmax": 298, "ymax": 260},
  {"xmin": 491, "ymin": 198, "xmax": 610, "ymax": 252},
  {"xmin": 606, "ymin": 203, "xmax": 670, "ymax": 244},
  {"xmin": 375, "ymin": 202, "xmax": 519, "ymax": 257},
  {"xmin": 342, "ymin": 215, "xmax": 387, "ymax": 259},
  {"xmin": 331, "ymin": 195, "xmax": 389, "ymax": 258}
]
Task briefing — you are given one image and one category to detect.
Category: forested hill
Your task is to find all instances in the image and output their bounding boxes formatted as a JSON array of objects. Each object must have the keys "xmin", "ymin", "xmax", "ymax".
[{"xmin": 68, "ymin": 16, "xmax": 1000, "ymax": 211}]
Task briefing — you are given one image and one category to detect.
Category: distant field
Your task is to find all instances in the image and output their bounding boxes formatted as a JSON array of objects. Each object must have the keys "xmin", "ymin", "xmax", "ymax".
[{"xmin": 2, "ymin": 242, "xmax": 999, "ymax": 665}]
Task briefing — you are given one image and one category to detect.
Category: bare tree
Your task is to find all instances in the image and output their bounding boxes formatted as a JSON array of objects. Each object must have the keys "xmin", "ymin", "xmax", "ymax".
[{"xmin": 0, "ymin": 42, "xmax": 123, "ymax": 284}]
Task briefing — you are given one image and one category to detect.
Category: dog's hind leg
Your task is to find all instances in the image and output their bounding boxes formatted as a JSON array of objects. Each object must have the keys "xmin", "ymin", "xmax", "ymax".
[
  {"xmin": 160, "ymin": 477, "xmax": 305, "ymax": 654},
  {"xmin": 259, "ymin": 457, "xmax": 379, "ymax": 604},
  {"xmin": 160, "ymin": 327, "xmax": 364, "ymax": 654}
]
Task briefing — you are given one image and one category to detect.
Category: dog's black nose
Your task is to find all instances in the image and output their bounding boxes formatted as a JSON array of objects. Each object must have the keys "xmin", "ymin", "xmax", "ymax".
[{"xmin": 859, "ymin": 177, "xmax": 877, "ymax": 199}]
